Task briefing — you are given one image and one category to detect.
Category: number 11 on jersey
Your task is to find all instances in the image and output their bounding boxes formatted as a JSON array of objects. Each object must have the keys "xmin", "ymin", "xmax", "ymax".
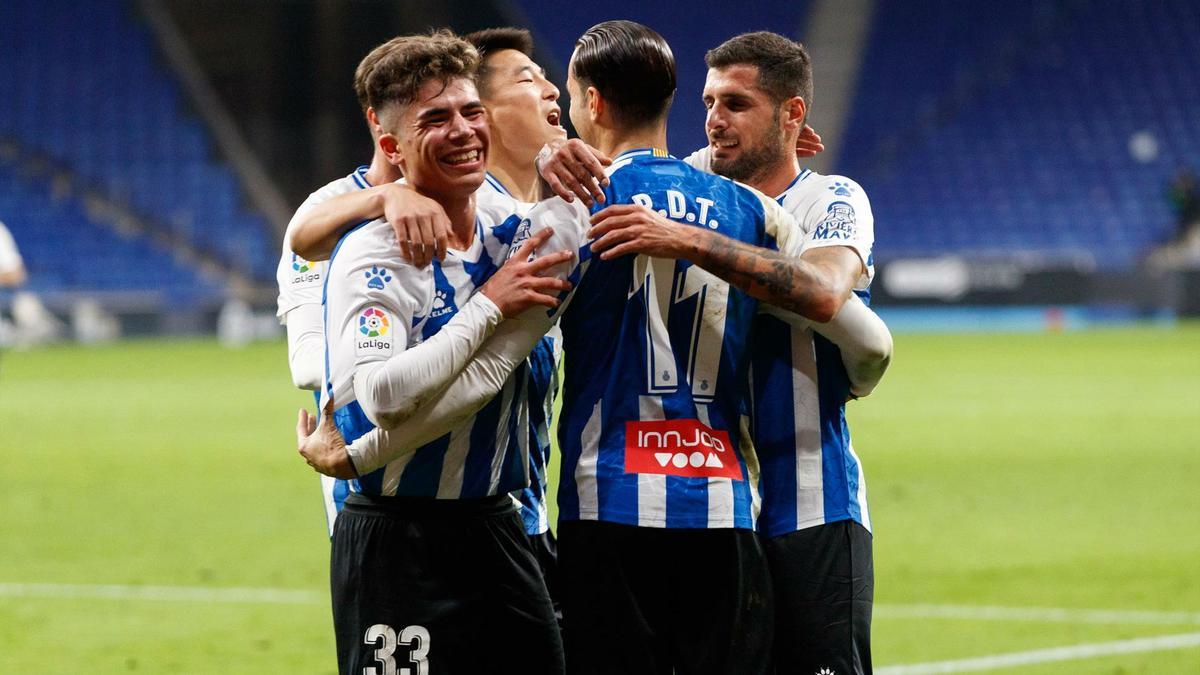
[{"xmin": 631, "ymin": 257, "xmax": 728, "ymax": 403}]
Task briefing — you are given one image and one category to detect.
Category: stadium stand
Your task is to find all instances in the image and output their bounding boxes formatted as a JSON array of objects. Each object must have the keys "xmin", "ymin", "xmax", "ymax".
[
  {"xmin": 840, "ymin": 0, "xmax": 1199, "ymax": 267},
  {"xmin": 0, "ymin": 0, "xmax": 275, "ymax": 303},
  {"xmin": 0, "ymin": 157, "xmax": 221, "ymax": 302}
]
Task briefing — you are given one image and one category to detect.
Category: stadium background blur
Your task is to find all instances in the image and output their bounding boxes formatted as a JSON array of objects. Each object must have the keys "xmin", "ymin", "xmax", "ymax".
[{"xmin": 1, "ymin": 1, "xmax": 1197, "ymax": 673}]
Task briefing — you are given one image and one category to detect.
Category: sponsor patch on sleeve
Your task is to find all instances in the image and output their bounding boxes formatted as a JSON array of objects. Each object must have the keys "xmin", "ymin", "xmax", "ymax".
[
  {"xmin": 354, "ymin": 306, "xmax": 394, "ymax": 357},
  {"xmin": 812, "ymin": 201, "xmax": 857, "ymax": 241},
  {"xmin": 289, "ymin": 254, "xmax": 323, "ymax": 287}
]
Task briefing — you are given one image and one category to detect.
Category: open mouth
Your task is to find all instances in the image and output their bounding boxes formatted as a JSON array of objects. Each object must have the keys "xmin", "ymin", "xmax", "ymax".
[
  {"xmin": 710, "ymin": 137, "xmax": 738, "ymax": 150},
  {"xmin": 546, "ymin": 108, "xmax": 561, "ymax": 127},
  {"xmin": 443, "ymin": 148, "xmax": 482, "ymax": 167}
]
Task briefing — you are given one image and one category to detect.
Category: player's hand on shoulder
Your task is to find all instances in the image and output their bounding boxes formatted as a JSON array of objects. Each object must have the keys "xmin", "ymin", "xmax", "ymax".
[
  {"xmin": 296, "ymin": 401, "xmax": 357, "ymax": 479},
  {"xmin": 536, "ymin": 138, "xmax": 612, "ymax": 208},
  {"xmin": 588, "ymin": 204, "xmax": 695, "ymax": 261},
  {"xmin": 796, "ymin": 124, "xmax": 824, "ymax": 159},
  {"xmin": 381, "ymin": 184, "xmax": 450, "ymax": 268},
  {"xmin": 479, "ymin": 228, "xmax": 573, "ymax": 318}
]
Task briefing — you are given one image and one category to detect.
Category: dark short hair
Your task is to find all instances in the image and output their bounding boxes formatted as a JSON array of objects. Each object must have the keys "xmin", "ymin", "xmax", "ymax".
[
  {"xmin": 705, "ymin": 31, "xmax": 813, "ymax": 118},
  {"xmin": 365, "ymin": 30, "xmax": 480, "ymax": 118},
  {"xmin": 353, "ymin": 36, "xmax": 407, "ymax": 113},
  {"xmin": 572, "ymin": 20, "xmax": 675, "ymax": 129},
  {"xmin": 464, "ymin": 27, "xmax": 535, "ymax": 98}
]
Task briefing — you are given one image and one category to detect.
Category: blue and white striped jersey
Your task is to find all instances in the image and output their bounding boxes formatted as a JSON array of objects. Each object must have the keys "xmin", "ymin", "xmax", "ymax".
[
  {"xmin": 322, "ymin": 187, "xmax": 534, "ymax": 499},
  {"xmin": 526, "ymin": 148, "xmax": 806, "ymax": 530},
  {"xmin": 275, "ymin": 165, "xmax": 371, "ymax": 536},
  {"xmin": 747, "ymin": 170, "xmax": 877, "ymax": 537},
  {"xmin": 481, "ymin": 173, "xmax": 560, "ymax": 536}
]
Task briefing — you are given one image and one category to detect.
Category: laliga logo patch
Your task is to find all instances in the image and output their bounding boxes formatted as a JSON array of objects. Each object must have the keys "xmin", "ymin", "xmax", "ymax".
[
  {"xmin": 355, "ymin": 306, "xmax": 393, "ymax": 356},
  {"xmin": 290, "ymin": 253, "xmax": 321, "ymax": 286},
  {"xmin": 813, "ymin": 201, "xmax": 857, "ymax": 241},
  {"xmin": 624, "ymin": 420, "xmax": 742, "ymax": 480}
]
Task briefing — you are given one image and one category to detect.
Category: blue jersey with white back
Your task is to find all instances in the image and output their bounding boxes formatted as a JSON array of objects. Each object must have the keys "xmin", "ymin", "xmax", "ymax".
[{"xmin": 540, "ymin": 149, "xmax": 805, "ymax": 530}]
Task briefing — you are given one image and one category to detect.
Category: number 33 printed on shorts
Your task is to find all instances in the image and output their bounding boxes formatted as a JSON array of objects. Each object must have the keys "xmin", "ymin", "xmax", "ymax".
[{"xmin": 363, "ymin": 624, "xmax": 430, "ymax": 675}]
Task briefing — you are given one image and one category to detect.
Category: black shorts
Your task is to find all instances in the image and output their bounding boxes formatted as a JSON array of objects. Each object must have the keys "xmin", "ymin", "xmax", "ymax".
[
  {"xmin": 558, "ymin": 520, "xmax": 772, "ymax": 675},
  {"xmin": 765, "ymin": 519, "xmax": 873, "ymax": 675},
  {"xmin": 331, "ymin": 493, "xmax": 564, "ymax": 675},
  {"xmin": 528, "ymin": 528, "xmax": 563, "ymax": 627}
]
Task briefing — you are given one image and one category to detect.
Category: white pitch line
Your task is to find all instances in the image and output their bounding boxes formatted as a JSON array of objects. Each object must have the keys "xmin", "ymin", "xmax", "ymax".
[
  {"xmin": 0, "ymin": 582, "xmax": 324, "ymax": 605},
  {"xmin": 876, "ymin": 632, "xmax": 1200, "ymax": 674},
  {"xmin": 877, "ymin": 603, "xmax": 1200, "ymax": 626}
]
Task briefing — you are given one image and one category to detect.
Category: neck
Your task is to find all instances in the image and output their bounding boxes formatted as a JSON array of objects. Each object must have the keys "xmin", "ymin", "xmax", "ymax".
[
  {"xmin": 484, "ymin": 147, "xmax": 541, "ymax": 202},
  {"xmin": 363, "ymin": 147, "xmax": 401, "ymax": 186},
  {"xmin": 751, "ymin": 154, "xmax": 803, "ymax": 199},
  {"xmin": 592, "ymin": 124, "xmax": 669, "ymax": 159},
  {"xmin": 430, "ymin": 192, "xmax": 476, "ymax": 250}
]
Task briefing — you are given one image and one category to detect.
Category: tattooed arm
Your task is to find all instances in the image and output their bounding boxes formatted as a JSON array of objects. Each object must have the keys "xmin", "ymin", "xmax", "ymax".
[{"xmin": 587, "ymin": 204, "xmax": 861, "ymax": 322}]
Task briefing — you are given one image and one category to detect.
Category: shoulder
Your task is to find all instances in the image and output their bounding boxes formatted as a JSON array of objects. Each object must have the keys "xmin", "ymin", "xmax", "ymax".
[
  {"xmin": 785, "ymin": 172, "xmax": 873, "ymax": 213},
  {"xmin": 474, "ymin": 187, "xmax": 524, "ymax": 224},
  {"xmin": 329, "ymin": 219, "xmax": 409, "ymax": 276}
]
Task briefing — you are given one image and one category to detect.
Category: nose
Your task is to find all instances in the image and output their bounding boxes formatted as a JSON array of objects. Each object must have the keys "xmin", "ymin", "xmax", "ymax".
[
  {"xmin": 706, "ymin": 104, "xmax": 727, "ymax": 134},
  {"xmin": 447, "ymin": 112, "xmax": 472, "ymax": 141},
  {"xmin": 543, "ymin": 78, "xmax": 560, "ymax": 102}
]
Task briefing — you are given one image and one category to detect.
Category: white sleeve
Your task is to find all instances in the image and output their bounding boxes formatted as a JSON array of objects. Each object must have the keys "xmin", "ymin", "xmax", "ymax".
[
  {"xmin": 811, "ymin": 294, "xmax": 892, "ymax": 398},
  {"xmin": 284, "ymin": 303, "xmax": 325, "ymax": 390},
  {"xmin": 353, "ymin": 292, "xmax": 505, "ymax": 429},
  {"xmin": 759, "ymin": 295, "xmax": 892, "ymax": 398},
  {"xmin": 276, "ymin": 197, "xmax": 329, "ymax": 321},
  {"xmin": 347, "ymin": 303, "xmax": 559, "ymax": 474},
  {"xmin": 345, "ymin": 198, "xmax": 588, "ymax": 475},
  {"xmin": 0, "ymin": 222, "xmax": 23, "ymax": 274},
  {"xmin": 799, "ymin": 177, "xmax": 875, "ymax": 289}
]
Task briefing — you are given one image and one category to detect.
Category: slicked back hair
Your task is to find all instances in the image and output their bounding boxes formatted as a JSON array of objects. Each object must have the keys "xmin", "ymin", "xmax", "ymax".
[
  {"xmin": 705, "ymin": 31, "xmax": 813, "ymax": 120},
  {"xmin": 365, "ymin": 30, "xmax": 480, "ymax": 124},
  {"xmin": 465, "ymin": 27, "xmax": 536, "ymax": 98},
  {"xmin": 353, "ymin": 36, "xmax": 407, "ymax": 113},
  {"xmin": 572, "ymin": 20, "xmax": 675, "ymax": 130}
]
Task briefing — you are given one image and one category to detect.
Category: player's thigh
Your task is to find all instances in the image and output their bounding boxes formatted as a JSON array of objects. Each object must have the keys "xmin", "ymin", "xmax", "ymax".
[
  {"xmin": 330, "ymin": 508, "xmax": 451, "ymax": 674},
  {"xmin": 478, "ymin": 512, "xmax": 564, "ymax": 674},
  {"xmin": 765, "ymin": 520, "xmax": 874, "ymax": 675},
  {"xmin": 663, "ymin": 528, "xmax": 774, "ymax": 675},
  {"xmin": 558, "ymin": 521, "xmax": 670, "ymax": 675}
]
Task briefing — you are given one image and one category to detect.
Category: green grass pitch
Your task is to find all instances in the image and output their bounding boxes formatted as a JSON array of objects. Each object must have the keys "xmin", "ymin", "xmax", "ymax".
[{"xmin": 1, "ymin": 324, "xmax": 1198, "ymax": 673}]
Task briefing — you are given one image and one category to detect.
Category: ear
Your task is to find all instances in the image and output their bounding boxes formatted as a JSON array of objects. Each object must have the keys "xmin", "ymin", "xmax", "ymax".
[
  {"xmin": 379, "ymin": 133, "xmax": 404, "ymax": 170},
  {"xmin": 586, "ymin": 85, "xmax": 604, "ymax": 124},
  {"xmin": 781, "ymin": 96, "xmax": 807, "ymax": 133},
  {"xmin": 366, "ymin": 107, "xmax": 383, "ymax": 133}
]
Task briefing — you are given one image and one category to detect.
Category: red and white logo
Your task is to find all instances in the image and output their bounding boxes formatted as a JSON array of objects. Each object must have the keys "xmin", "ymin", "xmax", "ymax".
[{"xmin": 624, "ymin": 419, "xmax": 742, "ymax": 480}]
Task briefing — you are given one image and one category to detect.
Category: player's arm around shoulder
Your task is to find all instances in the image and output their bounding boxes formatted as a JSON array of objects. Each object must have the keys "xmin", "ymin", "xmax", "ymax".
[{"xmin": 290, "ymin": 182, "xmax": 450, "ymax": 268}]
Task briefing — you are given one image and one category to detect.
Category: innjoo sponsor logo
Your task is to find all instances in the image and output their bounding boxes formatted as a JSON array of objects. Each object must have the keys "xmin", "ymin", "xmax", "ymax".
[{"xmin": 624, "ymin": 420, "xmax": 742, "ymax": 480}]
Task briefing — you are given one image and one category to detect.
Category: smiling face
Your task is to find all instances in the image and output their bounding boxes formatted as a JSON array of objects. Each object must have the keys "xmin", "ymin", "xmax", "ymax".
[
  {"xmin": 479, "ymin": 49, "xmax": 565, "ymax": 160},
  {"xmin": 702, "ymin": 64, "xmax": 789, "ymax": 183},
  {"xmin": 385, "ymin": 76, "xmax": 489, "ymax": 201}
]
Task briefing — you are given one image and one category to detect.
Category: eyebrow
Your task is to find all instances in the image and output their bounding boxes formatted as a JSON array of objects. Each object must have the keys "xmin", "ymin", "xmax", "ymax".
[
  {"xmin": 415, "ymin": 100, "xmax": 484, "ymax": 122},
  {"xmin": 514, "ymin": 64, "xmax": 545, "ymax": 78}
]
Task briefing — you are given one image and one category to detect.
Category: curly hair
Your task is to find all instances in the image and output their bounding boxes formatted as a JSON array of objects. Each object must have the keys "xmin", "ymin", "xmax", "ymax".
[{"xmin": 365, "ymin": 30, "xmax": 480, "ymax": 118}]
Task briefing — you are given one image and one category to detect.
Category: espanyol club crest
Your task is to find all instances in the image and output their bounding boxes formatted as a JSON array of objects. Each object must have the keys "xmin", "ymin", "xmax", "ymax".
[{"xmin": 813, "ymin": 201, "xmax": 857, "ymax": 241}]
